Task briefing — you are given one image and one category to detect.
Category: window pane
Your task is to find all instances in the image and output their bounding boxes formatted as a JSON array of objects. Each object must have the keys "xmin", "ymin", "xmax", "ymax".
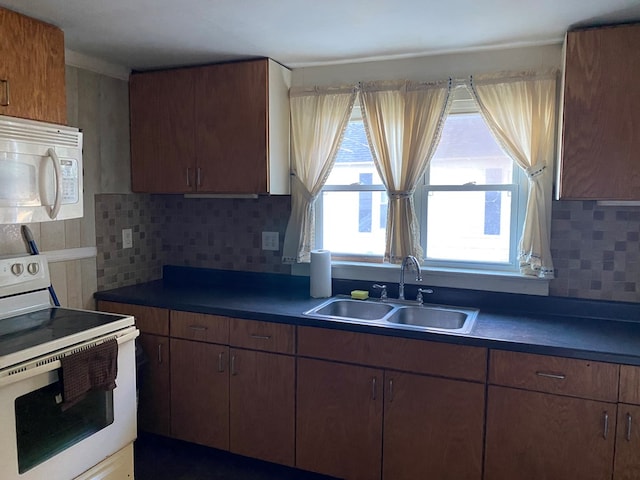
[
  {"xmin": 426, "ymin": 191, "xmax": 511, "ymax": 263},
  {"xmin": 430, "ymin": 113, "xmax": 513, "ymax": 185},
  {"xmin": 321, "ymin": 191, "xmax": 386, "ymax": 255},
  {"xmin": 326, "ymin": 121, "xmax": 383, "ymax": 186}
]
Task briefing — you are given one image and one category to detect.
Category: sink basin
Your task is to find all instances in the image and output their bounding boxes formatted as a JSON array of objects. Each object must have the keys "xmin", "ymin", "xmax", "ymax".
[
  {"xmin": 386, "ymin": 305, "xmax": 478, "ymax": 333},
  {"xmin": 303, "ymin": 296, "xmax": 478, "ymax": 334},
  {"xmin": 308, "ymin": 298, "xmax": 394, "ymax": 321}
]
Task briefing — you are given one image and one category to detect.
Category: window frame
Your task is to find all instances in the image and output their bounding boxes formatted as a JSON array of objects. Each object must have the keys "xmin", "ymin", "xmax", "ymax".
[{"xmin": 315, "ymin": 89, "xmax": 531, "ymax": 275}]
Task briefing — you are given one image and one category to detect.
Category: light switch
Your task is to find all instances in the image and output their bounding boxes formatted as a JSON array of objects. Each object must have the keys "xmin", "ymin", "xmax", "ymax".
[
  {"xmin": 122, "ymin": 228, "xmax": 133, "ymax": 249},
  {"xmin": 262, "ymin": 231, "xmax": 279, "ymax": 251}
]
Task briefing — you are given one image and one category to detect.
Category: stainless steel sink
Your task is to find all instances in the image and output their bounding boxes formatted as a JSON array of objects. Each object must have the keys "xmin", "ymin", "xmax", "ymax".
[
  {"xmin": 386, "ymin": 305, "xmax": 478, "ymax": 333},
  {"xmin": 307, "ymin": 298, "xmax": 394, "ymax": 321},
  {"xmin": 303, "ymin": 296, "xmax": 478, "ymax": 334}
]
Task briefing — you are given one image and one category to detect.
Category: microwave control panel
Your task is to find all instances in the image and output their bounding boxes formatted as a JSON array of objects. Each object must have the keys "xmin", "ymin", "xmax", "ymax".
[{"xmin": 60, "ymin": 159, "xmax": 79, "ymax": 204}]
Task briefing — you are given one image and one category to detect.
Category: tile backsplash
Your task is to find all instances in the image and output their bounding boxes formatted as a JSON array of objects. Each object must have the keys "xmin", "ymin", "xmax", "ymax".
[
  {"xmin": 95, "ymin": 193, "xmax": 640, "ymax": 303},
  {"xmin": 95, "ymin": 194, "xmax": 291, "ymax": 291}
]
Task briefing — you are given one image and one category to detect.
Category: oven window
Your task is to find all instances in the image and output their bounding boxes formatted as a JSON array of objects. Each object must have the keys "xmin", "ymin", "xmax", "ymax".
[{"xmin": 15, "ymin": 381, "xmax": 114, "ymax": 473}]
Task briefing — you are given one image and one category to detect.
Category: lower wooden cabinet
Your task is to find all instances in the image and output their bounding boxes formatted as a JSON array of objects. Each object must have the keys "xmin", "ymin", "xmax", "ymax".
[
  {"xmin": 614, "ymin": 404, "xmax": 640, "ymax": 480},
  {"xmin": 297, "ymin": 358, "xmax": 383, "ymax": 480},
  {"xmin": 485, "ymin": 385, "xmax": 616, "ymax": 480},
  {"xmin": 170, "ymin": 338, "xmax": 229, "ymax": 449},
  {"xmin": 383, "ymin": 371, "xmax": 484, "ymax": 480},
  {"xmin": 97, "ymin": 301, "xmax": 171, "ymax": 436},
  {"xmin": 229, "ymin": 348, "xmax": 295, "ymax": 466},
  {"xmin": 137, "ymin": 333, "xmax": 171, "ymax": 436}
]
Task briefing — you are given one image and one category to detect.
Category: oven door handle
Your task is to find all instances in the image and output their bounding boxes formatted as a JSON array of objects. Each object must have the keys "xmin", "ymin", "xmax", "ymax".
[{"xmin": 0, "ymin": 328, "xmax": 139, "ymax": 388}]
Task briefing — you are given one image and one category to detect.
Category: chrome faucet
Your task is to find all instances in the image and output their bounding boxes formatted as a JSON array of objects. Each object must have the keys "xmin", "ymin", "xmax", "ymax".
[{"xmin": 399, "ymin": 255, "xmax": 422, "ymax": 300}]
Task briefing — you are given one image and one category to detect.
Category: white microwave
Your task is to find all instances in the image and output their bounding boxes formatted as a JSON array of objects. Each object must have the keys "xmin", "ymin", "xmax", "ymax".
[{"xmin": 0, "ymin": 115, "xmax": 83, "ymax": 224}]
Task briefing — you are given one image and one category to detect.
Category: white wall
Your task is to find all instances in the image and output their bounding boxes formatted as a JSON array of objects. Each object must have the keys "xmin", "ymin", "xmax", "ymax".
[{"xmin": 292, "ymin": 44, "xmax": 562, "ymax": 86}]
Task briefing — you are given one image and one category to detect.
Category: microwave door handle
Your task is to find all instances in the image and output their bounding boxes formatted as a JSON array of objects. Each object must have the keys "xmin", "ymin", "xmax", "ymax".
[{"xmin": 47, "ymin": 148, "xmax": 63, "ymax": 219}]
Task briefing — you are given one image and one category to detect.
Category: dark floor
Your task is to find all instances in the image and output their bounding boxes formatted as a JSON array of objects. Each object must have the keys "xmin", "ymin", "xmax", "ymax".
[{"xmin": 134, "ymin": 433, "xmax": 339, "ymax": 480}]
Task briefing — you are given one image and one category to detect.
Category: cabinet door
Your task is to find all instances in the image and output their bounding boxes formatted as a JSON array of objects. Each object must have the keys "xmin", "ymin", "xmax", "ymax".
[
  {"xmin": 194, "ymin": 60, "xmax": 268, "ymax": 194},
  {"xmin": 297, "ymin": 358, "xmax": 383, "ymax": 480},
  {"xmin": 130, "ymin": 68, "xmax": 196, "ymax": 193},
  {"xmin": 383, "ymin": 372, "xmax": 484, "ymax": 480},
  {"xmin": 0, "ymin": 7, "xmax": 66, "ymax": 124},
  {"xmin": 229, "ymin": 348, "xmax": 295, "ymax": 466},
  {"xmin": 170, "ymin": 338, "xmax": 229, "ymax": 449},
  {"xmin": 614, "ymin": 404, "xmax": 640, "ymax": 480},
  {"xmin": 559, "ymin": 24, "xmax": 640, "ymax": 199},
  {"xmin": 485, "ymin": 385, "xmax": 616, "ymax": 480},
  {"xmin": 137, "ymin": 334, "xmax": 171, "ymax": 436}
]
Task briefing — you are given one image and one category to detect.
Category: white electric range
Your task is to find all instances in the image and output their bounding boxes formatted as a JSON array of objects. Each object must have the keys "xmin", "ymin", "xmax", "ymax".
[{"xmin": 0, "ymin": 254, "xmax": 139, "ymax": 480}]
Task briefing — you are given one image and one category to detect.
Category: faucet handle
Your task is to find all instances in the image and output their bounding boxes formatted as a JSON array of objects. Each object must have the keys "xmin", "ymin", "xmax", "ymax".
[
  {"xmin": 373, "ymin": 284, "xmax": 387, "ymax": 300},
  {"xmin": 416, "ymin": 288, "xmax": 434, "ymax": 305}
]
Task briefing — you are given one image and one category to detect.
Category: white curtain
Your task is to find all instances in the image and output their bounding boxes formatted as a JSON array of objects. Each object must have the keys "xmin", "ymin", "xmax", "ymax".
[
  {"xmin": 469, "ymin": 71, "xmax": 558, "ymax": 278},
  {"xmin": 282, "ymin": 86, "xmax": 356, "ymax": 264},
  {"xmin": 360, "ymin": 80, "xmax": 451, "ymax": 263}
]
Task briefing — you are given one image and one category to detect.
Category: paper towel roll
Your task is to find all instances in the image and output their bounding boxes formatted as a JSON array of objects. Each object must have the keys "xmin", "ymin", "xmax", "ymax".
[{"xmin": 310, "ymin": 249, "xmax": 332, "ymax": 298}]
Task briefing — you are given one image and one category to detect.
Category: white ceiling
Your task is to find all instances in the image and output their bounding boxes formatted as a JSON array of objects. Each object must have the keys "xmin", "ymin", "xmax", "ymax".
[{"xmin": 2, "ymin": 0, "xmax": 640, "ymax": 71}]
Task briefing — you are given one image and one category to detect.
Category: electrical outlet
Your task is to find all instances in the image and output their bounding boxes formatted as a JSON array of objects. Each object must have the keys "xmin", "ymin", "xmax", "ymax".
[
  {"xmin": 122, "ymin": 228, "xmax": 133, "ymax": 249},
  {"xmin": 262, "ymin": 231, "xmax": 279, "ymax": 251}
]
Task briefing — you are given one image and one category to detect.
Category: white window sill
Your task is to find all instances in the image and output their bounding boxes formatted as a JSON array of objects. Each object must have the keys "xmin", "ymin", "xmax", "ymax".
[{"xmin": 292, "ymin": 261, "xmax": 550, "ymax": 296}]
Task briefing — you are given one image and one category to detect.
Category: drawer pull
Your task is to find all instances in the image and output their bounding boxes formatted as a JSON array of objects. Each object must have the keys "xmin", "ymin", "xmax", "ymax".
[
  {"xmin": 218, "ymin": 351, "xmax": 225, "ymax": 373},
  {"xmin": 627, "ymin": 413, "xmax": 633, "ymax": 441},
  {"xmin": 1, "ymin": 79, "xmax": 9, "ymax": 106},
  {"xmin": 535, "ymin": 371, "xmax": 566, "ymax": 380},
  {"xmin": 603, "ymin": 411, "xmax": 609, "ymax": 439},
  {"xmin": 249, "ymin": 334, "xmax": 272, "ymax": 340},
  {"xmin": 189, "ymin": 325, "xmax": 208, "ymax": 331}
]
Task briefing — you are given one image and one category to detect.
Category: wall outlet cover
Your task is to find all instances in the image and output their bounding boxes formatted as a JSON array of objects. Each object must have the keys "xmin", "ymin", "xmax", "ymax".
[{"xmin": 262, "ymin": 231, "xmax": 279, "ymax": 251}]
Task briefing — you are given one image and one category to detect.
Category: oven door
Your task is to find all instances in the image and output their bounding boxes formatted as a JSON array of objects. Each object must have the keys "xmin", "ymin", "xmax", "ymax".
[{"xmin": 0, "ymin": 327, "xmax": 138, "ymax": 480}]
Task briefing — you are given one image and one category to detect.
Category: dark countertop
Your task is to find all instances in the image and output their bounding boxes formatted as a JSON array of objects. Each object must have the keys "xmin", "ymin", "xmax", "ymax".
[{"xmin": 94, "ymin": 265, "xmax": 640, "ymax": 366}]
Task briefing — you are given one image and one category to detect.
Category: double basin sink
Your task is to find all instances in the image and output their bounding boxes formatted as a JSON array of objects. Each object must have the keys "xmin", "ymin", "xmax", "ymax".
[{"xmin": 303, "ymin": 295, "xmax": 478, "ymax": 334}]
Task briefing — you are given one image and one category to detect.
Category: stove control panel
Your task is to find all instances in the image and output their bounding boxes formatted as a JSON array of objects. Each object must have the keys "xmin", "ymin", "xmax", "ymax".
[{"xmin": 0, "ymin": 254, "xmax": 50, "ymax": 296}]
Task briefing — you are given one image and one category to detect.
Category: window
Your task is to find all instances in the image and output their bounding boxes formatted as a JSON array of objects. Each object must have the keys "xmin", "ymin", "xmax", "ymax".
[
  {"xmin": 317, "ymin": 105, "xmax": 387, "ymax": 259},
  {"xmin": 317, "ymin": 87, "xmax": 527, "ymax": 271}
]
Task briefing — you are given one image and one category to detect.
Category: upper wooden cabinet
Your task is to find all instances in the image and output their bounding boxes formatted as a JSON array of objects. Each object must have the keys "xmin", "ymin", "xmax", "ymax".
[
  {"xmin": 129, "ymin": 58, "xmax": 291, "ymax": 194},
  {"xmin": 557, "ymin": 23, "xmax": 640, "ymax": 200},
  {"xmin": 0, "ymin": 7, "xmax": 66, "ymax": 124}
]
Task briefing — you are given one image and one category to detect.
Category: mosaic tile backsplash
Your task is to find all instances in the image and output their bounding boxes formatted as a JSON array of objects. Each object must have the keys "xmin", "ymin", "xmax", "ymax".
[{"xmin": 95, "ymin": 193, "xmax": 640, "ymax": 302}]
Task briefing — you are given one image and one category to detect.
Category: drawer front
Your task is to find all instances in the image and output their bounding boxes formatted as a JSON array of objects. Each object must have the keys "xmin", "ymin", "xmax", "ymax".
[
  {"xmin": 170, "ymin": 311, "xmax": 229, "ymax": 344},
  {"xmin": 620, "ymin": 365, "xmax": 640, "ymax": 405},
  {"xmin": 229, "ymin": 318, "xmax": 295, "ymax": 354},
  {"xmin": 298, "ymin": 326, "xmax": 487, "ymax": 382},
  {"xmin": 489, "ymin": 350, "xmax": 619, "ymax": 402},
  {"xmin": 97, "ymin": 301, "xmax": 169, "ymax": 336}
]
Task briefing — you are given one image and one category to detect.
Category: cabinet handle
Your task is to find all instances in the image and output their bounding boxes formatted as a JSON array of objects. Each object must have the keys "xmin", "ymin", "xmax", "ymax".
[
  {"xmin": 157, "ymin": 344, "xmax": 163, "ymax": 364},
  {"xmin": 1, "ymin": 79, "xmax": 9, "ymax": 106},
  {"xmin": 627, "ymin": 413, "xmax": 633, "ymax": 441},
  {"xmin": 388, "ymin": 379, "xmax": 394, "ymax": 403},
  {"xmin": 535, "ymin": 371, "xmax": 566, "ymax": 380},
  {"xmin": 197, "ymin": 168, "xmax": 202, "ymax": 187},
  {"xmin": 371, "ymin": 377, "xmax": 377, "ymax": 400},
  {"xmin": 186, "ymin": 168, "xmax": 191, "ymax": 187},
  {"xmin": 249, "ymin": 334, "xmax": 272, "ymax": 340},
  {"xmin": 218, "ymin": 351, "xmax": 225, "ymax": 373},
  {"xmin": 189, "ymin": 325, "xmax": 208, "ymax": 331},
  {"xmin": 231, "ymin": 355, "xmax": 237, "ymax": 376},
  {"xmin": 603, "ymin": 411, "xmax": 609, "ymax": 439}
]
